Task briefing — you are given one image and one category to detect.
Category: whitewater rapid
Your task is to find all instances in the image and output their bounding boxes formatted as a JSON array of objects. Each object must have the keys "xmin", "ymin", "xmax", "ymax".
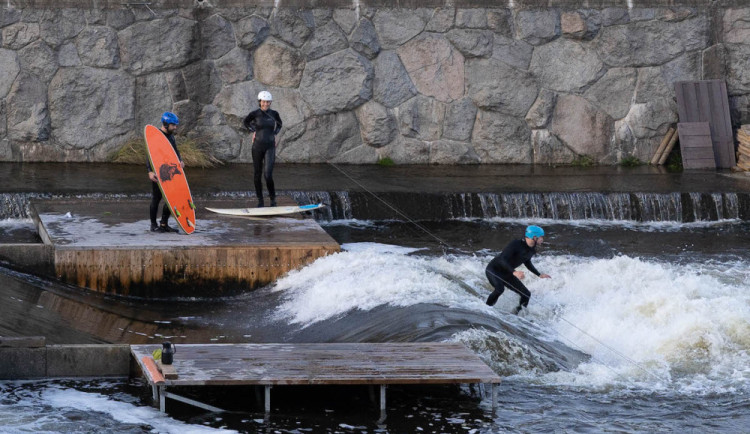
[{"xmin": 271, "ymin": 242, "xmax": 750, "ymax": 394}]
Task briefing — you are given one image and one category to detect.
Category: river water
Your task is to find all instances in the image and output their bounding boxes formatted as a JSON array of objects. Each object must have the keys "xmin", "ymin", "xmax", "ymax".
[{"xmin": 1, "ymin": 165, "xmax": 749, "ymax": 433}]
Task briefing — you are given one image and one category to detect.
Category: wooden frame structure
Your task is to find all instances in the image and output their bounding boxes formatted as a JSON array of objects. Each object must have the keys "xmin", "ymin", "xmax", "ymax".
[{"xmin": 132, "ymin": 343, "xmax": 502, "ymax": 419}]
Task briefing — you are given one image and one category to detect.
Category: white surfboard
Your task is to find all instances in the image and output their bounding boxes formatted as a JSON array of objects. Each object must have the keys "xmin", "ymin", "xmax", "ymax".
[{"xmin": 206, "ymin": 203, "xmax": 325, "ymax": 217}]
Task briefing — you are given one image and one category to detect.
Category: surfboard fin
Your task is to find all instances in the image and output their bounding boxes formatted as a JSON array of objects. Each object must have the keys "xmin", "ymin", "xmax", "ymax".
[
  {"xmin": 186, "ymin": 219, "xmax": 195, "ymax": 228},
  {"xmin": 173, "ymin": 207, "xmax": 181, "ymax": 218},
  {"xmin": 188, "ymin": 200, "xmax": 196, "ymax": 210}
]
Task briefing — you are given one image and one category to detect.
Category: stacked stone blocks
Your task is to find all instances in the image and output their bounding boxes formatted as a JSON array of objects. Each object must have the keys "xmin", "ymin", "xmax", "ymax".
[{"xmin": 0, "ymin": 3, "xmax": 748, "ymax": 165}]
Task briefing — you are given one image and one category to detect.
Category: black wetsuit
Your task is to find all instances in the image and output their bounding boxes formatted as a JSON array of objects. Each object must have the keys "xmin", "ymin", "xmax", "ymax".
[
  {"xmin": 485, "ymin": 239, "xmax": 541, "ymax": 310},
  {"xmin": 148, "ymin": 130, "xmax": 182, "ymax": 227},
  {"xmin": 243, "ymin": 108, "xmax": 282, "ymax": 202}
]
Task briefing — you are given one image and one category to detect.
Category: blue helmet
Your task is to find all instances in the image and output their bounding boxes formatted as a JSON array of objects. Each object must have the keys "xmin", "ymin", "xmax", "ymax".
[
  {"xmin": 525, "ymin": 225, "xmax": 545, "ymax": 239},
  {"xmin": 161, "ymin": 112, "xmax": 179, "ymax": 126}
]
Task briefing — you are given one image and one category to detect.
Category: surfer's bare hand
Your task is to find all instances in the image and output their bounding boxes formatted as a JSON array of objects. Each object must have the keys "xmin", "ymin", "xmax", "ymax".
[
  {"xmin": 180, "ymin": 161, "xmax": 185, "ymax": 168},
  {"xmin": 514, "ymin": 271, "xmax": 525, "ymax": 279},
  {"xmin": 148, "ymin": 172, "xmax": 157, "ymax": 182},
  {"xmin": 540, "ymin": 273, "xmax": 551, "ymax": 279}
]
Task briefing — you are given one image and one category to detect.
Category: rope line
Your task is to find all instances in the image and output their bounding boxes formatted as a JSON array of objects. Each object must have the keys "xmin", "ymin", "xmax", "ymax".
[
  {"xmin": 325, "ymin": 161, "xmax": 670, "ymax": 386},
  {"xmin": 327, "ymin": 162, "xmax": 453, "ymax": 249}
]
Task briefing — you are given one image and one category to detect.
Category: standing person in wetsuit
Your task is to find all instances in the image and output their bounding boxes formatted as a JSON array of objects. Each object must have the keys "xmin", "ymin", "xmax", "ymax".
[
  {"xmin": 147, "ymin": 112, "xmax": 183, "ymax": 233},
  {"xmin": 243, "ymin": 91, "xmax": 282, "ymax": 207},
  {"xmin": 486, "ymin": 225, "xmax": 551, "ymax": 314}
]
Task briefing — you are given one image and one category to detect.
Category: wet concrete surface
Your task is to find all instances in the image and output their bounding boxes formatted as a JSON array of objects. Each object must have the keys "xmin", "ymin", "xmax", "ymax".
[
  {"xmin": 2, "ymin": 162, "xmax": 750, "ymax": 195},
  {"xmin": 31, "ymin": 198, "xmax": 336, "ymax": 248}
]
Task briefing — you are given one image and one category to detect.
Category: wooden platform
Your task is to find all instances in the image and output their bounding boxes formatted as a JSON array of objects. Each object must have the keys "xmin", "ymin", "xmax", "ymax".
[
  {"xmin": 29, "ymin": 197, "xmax": 339, "ymax": 298},
  {"xmin": 131, "ymin": 343, "xmax": 502, "ymax": 416}
]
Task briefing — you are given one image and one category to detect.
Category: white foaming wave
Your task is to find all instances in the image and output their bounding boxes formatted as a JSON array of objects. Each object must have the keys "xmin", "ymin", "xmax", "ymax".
[
  {"xmin": 341, "ymin": 242, "xmax": 427, "ymax": 255},
  {"xmin": 41, "ymin": 386, "xmax": 236, "ymax": 433},
  {"xmin": 274, "ymin": 244, "xmax": 750, "ymax": 392},
  {"xmin": 272, "ymin": 243, "xmax": 495, "ymax": 326},
  {"xmin": 0, "ymin": 218, "xmax": 34, "ymax": 228},
  {"xmin": 476, "ymin": 216, "xmax": 742, "ymax": 232},
  {"xmin": 530, "ymin": 255, "xmax": 750, "ymax": 392}
]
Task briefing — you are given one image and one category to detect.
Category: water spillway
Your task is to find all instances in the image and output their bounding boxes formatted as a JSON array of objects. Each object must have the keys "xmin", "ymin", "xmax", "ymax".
[
  {"xmin": 3, "ymin": 191, "xmax": 749, "ymax": 222},
  {"xmin": 292, "ymin": 190, "xmax": 749, "ymax": 222}
]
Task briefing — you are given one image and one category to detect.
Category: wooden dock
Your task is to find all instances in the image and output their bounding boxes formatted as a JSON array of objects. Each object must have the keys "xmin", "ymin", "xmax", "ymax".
[
  {"xmin": 131, "ymin": 343, "xmax": 502, "ymax": 417},
  {"xmin": 29, "ymin": 197, "xmax": 339, "ymax": 298}
]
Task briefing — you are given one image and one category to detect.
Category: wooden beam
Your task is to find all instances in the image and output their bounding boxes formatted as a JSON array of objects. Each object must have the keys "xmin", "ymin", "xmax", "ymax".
[{"xmin": 650, "ymin": 127, "xmax": 675, "ymax": 165}]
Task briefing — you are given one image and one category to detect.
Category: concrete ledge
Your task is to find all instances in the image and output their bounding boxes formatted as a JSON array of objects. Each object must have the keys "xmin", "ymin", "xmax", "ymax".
[
  {"xmin": 0, "ymin": 348, "xmax": 47, "ymax": 379},
  {"xmin": 47, "ymin": 345, "xmax": 131, "ymax": 377},
  {"xmin": 0, "ymin": 336, "xmax": 45, "ymax": 348},
  {"xmin": 0, "ymin": 340, "xmax": 131, "ymax": 379},
  {"xmin": 0, "ymin": 244, "xmax": 54, "ymax": 276}
]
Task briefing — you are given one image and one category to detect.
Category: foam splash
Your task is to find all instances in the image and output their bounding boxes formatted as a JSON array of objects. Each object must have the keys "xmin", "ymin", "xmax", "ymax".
[
  {"xmin": 479, "ymin": 216, "xmax": 743, "ymax": 232},
  {"xmin": 272, "ymin": 243, "xmax": 750, "ymax": 392},
  {"xmin": 0, "ymin": 383, "xmax": 235, "ymax": 433},
  {"xmin": 0, "ymin": 218, "xmax": 34, "ymax": 228},
  {"xmin": 272, "ymin": 245, "xmax": 493, "ymax": 326},
  {"xmin": 341, "ymin": 242, "xmax": 427, "ymax": 255},
  {"xmin": 533, "ymin": 255, "xmax": 750, "ymax": 392}
]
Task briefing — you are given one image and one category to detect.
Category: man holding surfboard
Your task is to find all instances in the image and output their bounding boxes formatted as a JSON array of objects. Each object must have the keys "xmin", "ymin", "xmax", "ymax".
[
  {"xmin": 243, "ymin": 91, "xmax": 282, "ymax": 208},
  {"xmin": 148, "ymin": 112, "xmax": 184, "ymax": 233},
  {"xmin": 485, "ymin": 225, "xmax": 551, "ymax": 314}
]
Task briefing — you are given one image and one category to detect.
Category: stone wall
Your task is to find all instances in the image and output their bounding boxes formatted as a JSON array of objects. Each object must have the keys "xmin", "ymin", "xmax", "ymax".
[{"xmin": 0, "ymin": 0, "xmax": 748, "ymax": 164}]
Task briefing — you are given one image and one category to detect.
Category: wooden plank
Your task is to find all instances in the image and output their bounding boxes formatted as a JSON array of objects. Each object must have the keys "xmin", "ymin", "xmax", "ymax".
[
  {"xmin": 681, "ymin": 82, "xmax": 701, "ymax": 121},
  {"xmin": 131, "ymin": 343, "xmax": 502, "ymax": 386},
  {"xmin": 157, "ymin": 361, "xmax": 178, "ymax": 380},
  {"xmin": 674, "ymin": 80, "xmax": 735, "ymax": 168},
  {"xmin": 675, "ymin": 82, "xmax": 688, "ymax": 121},
  {"xmin": 678, "ymin": 122, "xmax": 715, "ymax": 170},
  {"xmin": 696, "ymin": 81, "xmax": 712, "ymax": 123},
  {"xmin": 677, "ymin": 122, "xmax": 712, "ymax": 136},
  {"xmin": 683, "ymin": 147, "xmax": 716, "ymax": 159},
  {"xmin": 710, "ymin": 81, "xmax": 736, "ymax": 167},
  {"xmin": 715, "ymin": 82, "xmax": 734, "ymax": 137},
  {"xmin": 685, "ymin": 159, "xmax": 717, "ymax": 169}
]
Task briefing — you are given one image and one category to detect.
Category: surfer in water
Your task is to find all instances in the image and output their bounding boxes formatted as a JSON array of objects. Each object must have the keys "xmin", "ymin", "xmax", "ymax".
[
  {"xmin": 148, "ymin": 111, "xmax": 183, "ymax": 233},
  {"xmin": 486, "ymin": 225, "xmax": 551, "ymax": 314},
  {"xmin": 244, "ymin": 91, "xmax": 282, "ymax": 208}
]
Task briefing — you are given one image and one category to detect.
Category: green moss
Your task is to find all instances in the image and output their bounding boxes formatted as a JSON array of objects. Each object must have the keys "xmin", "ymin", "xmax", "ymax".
[
  {"xmin": 665, "ymin": 148, "xmax": 683, "ymax": 172},
  {"xmin": 377, "ymin": 157, "xmax": 395, "ymax": 167},
  {"xmin": 571, "ymin": 155, "xmax": 596, "ymax": 167},
  {"xmin": 619, "ymin": 155, "xmax": 643, "ymax": 167},
  {"xmin": 109, "ymin": 135, "xmax": 223, "ymax": 168}
]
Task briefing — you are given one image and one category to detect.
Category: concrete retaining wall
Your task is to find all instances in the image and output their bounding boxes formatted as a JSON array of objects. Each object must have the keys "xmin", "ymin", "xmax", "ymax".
[
  {"xmin": 1, "ymin": 1, "xmax": 748, "ymax": 165},
  {"xmin": 0, "ymin": 244, "xmax": 54, "ymax": 276},
  {"xmin": 0, "ymin": 337, "xmax": 131, "ymax": 379}
]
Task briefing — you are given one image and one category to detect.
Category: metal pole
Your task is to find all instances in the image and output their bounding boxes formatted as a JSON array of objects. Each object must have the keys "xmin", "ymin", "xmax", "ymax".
[
  {"xmin": 380, "ymin": 384, "xmax": 386, "ymax": 412},
  {"xmin": 159, "ymin": 385, "xmax": 166, "ymax": 412},
  {"xmin": 378, "ymin": 384, "xmax": 387, "ymax": 423},
  {"xmin": 264, "ymin": 385, "xmax": 271, "ymax": 414}
]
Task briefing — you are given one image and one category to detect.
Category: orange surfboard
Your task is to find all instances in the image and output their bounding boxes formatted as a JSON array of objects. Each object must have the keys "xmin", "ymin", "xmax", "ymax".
[{"xmin": 144, "ymin": 125, "xmax": 196, "ymax": 234}]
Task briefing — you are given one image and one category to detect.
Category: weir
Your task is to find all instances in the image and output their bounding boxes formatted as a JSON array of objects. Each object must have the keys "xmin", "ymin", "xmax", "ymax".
[{"xmin": 4, "ymin": 190, "xmax": 748, "ymax": 222}]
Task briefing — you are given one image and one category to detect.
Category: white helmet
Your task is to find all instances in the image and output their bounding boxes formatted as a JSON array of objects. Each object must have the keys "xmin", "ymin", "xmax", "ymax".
[{"xmin": 257, "ymin": 91, "xmax": 273, "ymax": 101}]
